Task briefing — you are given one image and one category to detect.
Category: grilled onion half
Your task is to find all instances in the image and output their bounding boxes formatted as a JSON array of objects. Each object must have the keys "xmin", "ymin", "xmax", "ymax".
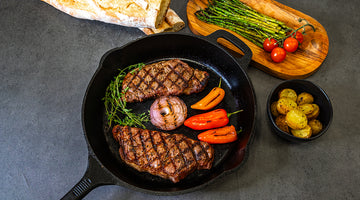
[{"xmin": 150, "ymin": 96, "xmax": 187, "ymax": 130}]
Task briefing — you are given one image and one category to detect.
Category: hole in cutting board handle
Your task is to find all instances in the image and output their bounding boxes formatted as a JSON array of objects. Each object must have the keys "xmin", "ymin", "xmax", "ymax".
[{"xmin": 206, "ymin": 30, "xmax": 253, "ymax": 71}]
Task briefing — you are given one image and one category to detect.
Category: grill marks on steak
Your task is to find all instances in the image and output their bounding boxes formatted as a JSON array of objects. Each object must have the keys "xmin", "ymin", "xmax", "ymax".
[
  {"xmin": 112, "ymin": 125, "xmax": 214, "ymax": 183},
  {"xmin": 122, "ymin": 59, "xmax": 209, "ymax": 103}
]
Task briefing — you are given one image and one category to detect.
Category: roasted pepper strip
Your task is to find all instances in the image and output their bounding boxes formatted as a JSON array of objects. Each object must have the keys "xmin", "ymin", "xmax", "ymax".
[
  {"xmin": 191, "ymin": 79, "xmax": 225, "ymax": 110},
  {"xmin": 184, "ymin": 109, "xmax": 243, "ymax": 130},
  {"xmin": 198, "ymin": 125, "xmax": 238, "ymax": 144}
]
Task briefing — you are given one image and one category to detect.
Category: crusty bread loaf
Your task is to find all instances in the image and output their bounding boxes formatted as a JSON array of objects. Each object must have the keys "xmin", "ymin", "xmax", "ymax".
[
  {"xmin": 139, "ymin": 8, "xmax": 185, "ymax": 35},
  {"xmin": 41, "ymin": 0, "xmax": 171, "ymax": 29}
]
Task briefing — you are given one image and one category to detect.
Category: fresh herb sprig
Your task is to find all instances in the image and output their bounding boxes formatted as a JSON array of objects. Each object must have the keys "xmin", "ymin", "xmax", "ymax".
[
  {"xmin": 103, "ymin": 63, "xmax": 149, "ymax": 129},
  {"xmin": 195, "ymin": 0, "xmax": 291, "ymax": 47}
]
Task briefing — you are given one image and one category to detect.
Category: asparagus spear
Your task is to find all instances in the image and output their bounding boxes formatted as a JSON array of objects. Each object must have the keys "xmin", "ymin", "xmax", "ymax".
[{"xmin": 195, "ymin": 0, "xmax": 291, "ymax": 48}]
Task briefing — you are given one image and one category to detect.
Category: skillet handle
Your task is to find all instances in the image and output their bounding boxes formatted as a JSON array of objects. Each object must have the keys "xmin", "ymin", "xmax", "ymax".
[
  {"xmin": 206, "ymin": 30, "xmax": 253, "ymax": 70},
  {"xmin": 61, "ymin": 155, "xmax": 115, "ymax": 200}
]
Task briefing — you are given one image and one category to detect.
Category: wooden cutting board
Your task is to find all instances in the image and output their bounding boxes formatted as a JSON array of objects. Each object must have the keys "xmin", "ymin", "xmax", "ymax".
[{"xmin": 187, "ymin": 0, "xmax": 329, "ymax": 79}]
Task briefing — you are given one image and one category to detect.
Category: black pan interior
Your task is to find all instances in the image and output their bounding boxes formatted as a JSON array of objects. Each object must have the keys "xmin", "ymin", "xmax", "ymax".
[{"xmin": 82, "ymin": 33, "xmax": 256, "ymax": 193}]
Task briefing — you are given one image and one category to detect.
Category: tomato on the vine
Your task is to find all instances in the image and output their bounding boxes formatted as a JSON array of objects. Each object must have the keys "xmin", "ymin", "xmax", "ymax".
[
  {"xmin": 263, "ymin": 38, "xmax": 279, "ymax": 52},
  {"xmin": 271, "ymin": 47, "xmax": 286, "ymax": 63},
  {"xmin": 294, "ymin": 31, "xmax": 304, "ymax": 44},
  {"xmin": 284, "ymin": 37, "xmax": 299, "ymax": 53}
]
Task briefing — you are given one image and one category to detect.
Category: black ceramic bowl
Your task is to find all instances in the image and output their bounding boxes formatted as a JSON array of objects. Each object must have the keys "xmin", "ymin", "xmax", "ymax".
[{"xmin": 267, "ymin": 79, "xmax": 333, "ymax": 143}]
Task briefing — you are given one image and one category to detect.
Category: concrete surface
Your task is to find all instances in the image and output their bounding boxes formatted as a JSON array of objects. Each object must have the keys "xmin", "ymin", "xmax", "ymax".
[{"xmin": 1, "ymin": 0, "xmax": 359, "ymax": 199}]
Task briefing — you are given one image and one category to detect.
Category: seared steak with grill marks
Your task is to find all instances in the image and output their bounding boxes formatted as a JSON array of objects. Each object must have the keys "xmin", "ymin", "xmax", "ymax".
[
  {"xmin": 122, "ymin": 59, "xmax": 209, "ymax": 103},
  {"xmin": 112, "ymin": 125, "xmax": 214, "ymax": 183}
]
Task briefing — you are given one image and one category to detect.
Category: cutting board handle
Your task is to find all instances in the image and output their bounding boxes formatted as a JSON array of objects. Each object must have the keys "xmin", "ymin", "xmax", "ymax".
[
  {"xmin": 61, "ymin": 155, "xmax": 115, "ymax": 200},
  {"xmin": 206, "ymin": 30, "xmax": 253, "ymax": 70}
]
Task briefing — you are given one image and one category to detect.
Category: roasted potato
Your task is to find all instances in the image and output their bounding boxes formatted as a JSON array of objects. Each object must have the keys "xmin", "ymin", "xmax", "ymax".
[
  {"xmin": 291, "ymin": 125, "xmax": 312, "ymax": 138},
  {"xmin": 271, "ymin": 101, "xmax": 280, "ymax": 117},
  {"xmin": 279, "ymin": 88, "xmax": 297, "ymax": 102},
  {"xmin": 308, "ymin": 119, "xmax": 323, "ymax": 135},
  {"xmin": 296, "ymin": 92, "xmax": 314, "ymax": 105},
  {"xmin": 306, "ymin": 104, "xmax": 320, "ymax": 119},
  {"xmin": 285, "ymin": 109, "xmax": 308, "ymax": 130},
  {"xmin": 271, "ymin": 87, "xmax": 325, "ymax": 139},
  {"xmin": 297, "ymin": 104, "xmax": 315, "ymax": 115},
  {"xmin": 277, "ymin": 98, "xmax": 297, "ymax": 115},
  {"xmin": 275, "ymin": 115, "xmax": 290, "ymax": 133}
]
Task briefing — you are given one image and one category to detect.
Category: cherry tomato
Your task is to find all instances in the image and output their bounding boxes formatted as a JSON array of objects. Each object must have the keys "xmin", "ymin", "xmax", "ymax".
[
  {"xmin": 271, "ymin": 47, "xmax": 286, "ymax": 63},
  {"xmin": 263, "ymin": 38, "xmax": 279, "ymax": 52},
  {"xmin": 284, "ymin": 37, "xmax": 299, "ymax": 53},
  {"xmin": 294, "ymin": 31, "xmax": 304, "ymax": 44}
]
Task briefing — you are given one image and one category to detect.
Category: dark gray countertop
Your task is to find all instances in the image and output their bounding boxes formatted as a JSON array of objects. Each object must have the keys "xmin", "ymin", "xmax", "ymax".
[{"xmin": 1, "ymin": 0, "xmax": 359, "ymax": 199}]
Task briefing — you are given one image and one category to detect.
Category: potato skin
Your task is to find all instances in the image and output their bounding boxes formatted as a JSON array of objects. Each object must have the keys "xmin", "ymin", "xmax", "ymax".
[
  {"xmin": 309, "ymin": 119, "xmax": 323, "ymax": 135},
  {"xmin": 271, "ymin": 101, "xmax": 280, "ymax": 117},
  {"xmin": 275, "ymin": 115, "xmax": 290, "ymax": 133},
  {"xmin": 291, "ymin": 125, "xmax": 312, "ymax": 138},
  {"xmin": 277, "ymin": 98, "xmax": 297, "ymax": 115},
  {"xmin": 297, "ymin": 104, "xmax": 315, "ymax": 115},
  {"xmin": 286, "ymin": 109, "xmax": 308, "ymax": 130},
  {"xmin": 279, "ymin": 88, "xmax": 297, "ymax": 102},
  {"xmin": 296, "ymin": 92, "xmax": 314, "ymax": 105},
  {"xmin": 306, "ymin": 104, "xmax": 320, "ymax": 119}
]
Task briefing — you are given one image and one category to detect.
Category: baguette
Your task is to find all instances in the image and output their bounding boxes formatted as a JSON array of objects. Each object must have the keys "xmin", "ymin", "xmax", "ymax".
[
  {"xmin": 139, "ymin": 8, "xmax": 185, "ymax": 35},
  {"xmin": 41, "ymin": 0, "xmax": 171, "ymax": 29}
]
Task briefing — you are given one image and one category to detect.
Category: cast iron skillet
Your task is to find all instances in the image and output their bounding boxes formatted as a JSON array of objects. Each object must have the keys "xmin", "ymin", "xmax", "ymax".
[{"xmin": 61, "ymin": 30, "xmax": 256, "ymax": 199}]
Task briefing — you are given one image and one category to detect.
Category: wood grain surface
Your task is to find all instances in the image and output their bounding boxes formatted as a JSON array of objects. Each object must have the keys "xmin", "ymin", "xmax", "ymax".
[{"xmin": 187, "ymin": 0, "xmax": 329, "ymax": 79}]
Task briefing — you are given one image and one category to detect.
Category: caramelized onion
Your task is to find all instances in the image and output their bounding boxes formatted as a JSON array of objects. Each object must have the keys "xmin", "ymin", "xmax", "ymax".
[{"xmin": 150, "ymin": 96, "xmax": 187, "ymax": 130}]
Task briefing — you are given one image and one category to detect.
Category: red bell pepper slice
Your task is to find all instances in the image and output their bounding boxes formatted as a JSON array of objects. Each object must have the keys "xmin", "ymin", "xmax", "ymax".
[
  {"xmin": 184, "ymin": 109, "xmax": 243, "ymax": 130},
  {"xmin": 198, "ymin": 125, "xmax": 238, "ymax": 144}
]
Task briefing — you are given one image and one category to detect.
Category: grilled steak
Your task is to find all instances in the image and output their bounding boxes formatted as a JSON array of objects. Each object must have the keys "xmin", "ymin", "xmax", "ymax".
[
  {"xmin": 122, "ymin": 59, "xmax": 210, "ymax": 103},
  {"xmin": 112, "ymin": 125, "xmax": 214, "ymax": 183}
]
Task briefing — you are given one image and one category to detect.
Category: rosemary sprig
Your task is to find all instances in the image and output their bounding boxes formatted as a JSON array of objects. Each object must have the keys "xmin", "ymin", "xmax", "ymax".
[{"xmin": 103, "ymin": 63, "xmax": 150, "ymax": 129}]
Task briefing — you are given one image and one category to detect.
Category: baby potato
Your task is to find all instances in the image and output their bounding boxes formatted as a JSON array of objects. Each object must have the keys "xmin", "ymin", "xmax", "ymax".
[
  {"xmin": 291, "ymin": 125, "xmax": 312, "ymax": 138},
  {"xmin": 296, "ymin": 92, "xmax": 314, "ymax": 105},
  {"xmin": 271, "ymin": 101, "xmax": 280, "ymax": 117},
  {"xmin": 306, "ymin": 104, "xmax": 320, "ymax": 119},
  {"xmin": 297, "ymin": 104, "xmax": 315, "ymax": 115},
  {"xmin": 286, "ymin": 109, "xmax": 308, "ymax": 130},
  {"xmin": 309, "ymin": 119, "xmax": 323, "ymax": 135},
  {"xmin": 279, "ymin": 88, "xmax": 297, "ymax": 102},
  {"xmin": 275, "ymin": 115, "xmax": 290, "ymax": 133},
  {"xmin": 277, "ymin": 98, "xmax": 297, "ymax": 115}
]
